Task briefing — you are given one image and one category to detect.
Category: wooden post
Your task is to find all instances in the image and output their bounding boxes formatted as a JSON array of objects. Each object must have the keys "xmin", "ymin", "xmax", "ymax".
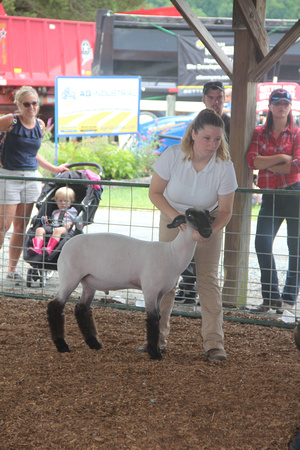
[{"xmin": 221, "ymin": 3, "xmax": 262, "ymax": 307}]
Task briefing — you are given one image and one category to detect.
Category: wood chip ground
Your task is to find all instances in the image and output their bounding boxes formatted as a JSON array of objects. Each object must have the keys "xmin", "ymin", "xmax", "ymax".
[{"xmin": 1, "ymin": 297, "xmax": 300, "ymax": 449}]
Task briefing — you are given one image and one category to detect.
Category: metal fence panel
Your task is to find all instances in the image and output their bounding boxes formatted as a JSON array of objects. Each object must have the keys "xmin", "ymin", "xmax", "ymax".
[{"xmin": 0, "ymin": 174, "xmax": 298, "ymax": 327}]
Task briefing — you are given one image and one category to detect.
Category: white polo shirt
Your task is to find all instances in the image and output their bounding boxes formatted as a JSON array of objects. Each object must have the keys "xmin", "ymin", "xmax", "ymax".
[{"xmin": 153, "ymin": 144, "xmax": 238, "ymax": 212}]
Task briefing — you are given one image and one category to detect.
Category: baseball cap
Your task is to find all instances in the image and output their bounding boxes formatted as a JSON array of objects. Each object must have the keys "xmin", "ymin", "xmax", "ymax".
[
  {"xmin": 203, "ymin": 81, "xmax": 225, "ymax": 96},
  {"xmin": 269, "ymin": 89, "xmax": 292, "ymax": 105}
]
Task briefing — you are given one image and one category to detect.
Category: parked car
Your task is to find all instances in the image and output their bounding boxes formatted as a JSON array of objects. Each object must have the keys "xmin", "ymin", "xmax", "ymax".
[{"xmin": 132, "ymin": 112, "xmax": 197, "ymax": 153}]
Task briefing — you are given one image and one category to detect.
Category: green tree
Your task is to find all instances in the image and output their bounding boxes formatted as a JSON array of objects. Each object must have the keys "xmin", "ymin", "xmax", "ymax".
[
  {"xmin": 265, "ymin": 0, "xmax": 299, "ymax": 20},
  {"xmin": 145, "ymin": 0, "xmax": 300, "ymax": 20},
  {"xmin": 2, "ymin": 0, "xmax": 147, "ymax": 21}
]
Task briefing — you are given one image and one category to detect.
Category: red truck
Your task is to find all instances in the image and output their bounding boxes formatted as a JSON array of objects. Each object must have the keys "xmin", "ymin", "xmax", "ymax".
[{"xmin": 0, "ymin": 5, "xmax": 95, "ymax": 119}]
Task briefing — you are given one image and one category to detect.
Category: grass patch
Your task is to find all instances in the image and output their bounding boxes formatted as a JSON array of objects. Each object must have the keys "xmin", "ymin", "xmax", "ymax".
[
  {"xmin": 251, "ymin": 204, "xmax": 260, "ymax": 219},
  {"xmin": 100, "ymin": 186, "xmax": 154, "ymax": 209}
]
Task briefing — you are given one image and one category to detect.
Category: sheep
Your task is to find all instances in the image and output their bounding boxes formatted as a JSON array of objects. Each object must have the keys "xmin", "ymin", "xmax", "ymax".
[{"xmin": 47, "ymin": 208, "xmax": 213, "ymax": 360}]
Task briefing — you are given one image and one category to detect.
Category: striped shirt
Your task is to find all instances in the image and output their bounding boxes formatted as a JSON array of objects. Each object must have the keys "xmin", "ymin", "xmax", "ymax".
[{"xmin": 247, "ymin": 124, "xmax": 300, "ymax": 189}]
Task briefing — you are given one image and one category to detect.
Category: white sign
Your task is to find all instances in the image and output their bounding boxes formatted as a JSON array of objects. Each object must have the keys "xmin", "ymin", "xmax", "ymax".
[{"xmin": 55, "ymin": 76, "xmax": 141, "ymax": 137}]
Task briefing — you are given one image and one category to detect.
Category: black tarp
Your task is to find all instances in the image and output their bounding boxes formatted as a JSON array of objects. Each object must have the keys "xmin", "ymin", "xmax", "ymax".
[{"xmin": 177, "ymin": 34, "xmax": 233, "ymax": 96}]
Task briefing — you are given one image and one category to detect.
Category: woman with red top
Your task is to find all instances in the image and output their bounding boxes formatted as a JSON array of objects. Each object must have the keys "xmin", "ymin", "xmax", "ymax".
[{"xmin": 247, "ymin": 88, "xmax": 300, "ymax": 313}]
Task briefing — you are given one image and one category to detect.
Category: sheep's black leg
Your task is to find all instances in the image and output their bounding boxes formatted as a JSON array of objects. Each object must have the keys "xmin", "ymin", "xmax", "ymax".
[
  {"xmin": 146, "ymin": 310, "xmax": 162, "ymax": 360},
  {"xmin": 47, "ymin": 299, "xmax": 70, "ymax": 353},
  {"xmin": 75, "ymin": 304, "xmax": 102, "ymax": 350}
]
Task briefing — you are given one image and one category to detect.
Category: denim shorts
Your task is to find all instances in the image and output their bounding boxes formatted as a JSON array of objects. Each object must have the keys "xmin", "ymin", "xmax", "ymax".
[{"xmin": 0, "ymin": 168, "xmax": 42, "ymax": 204}]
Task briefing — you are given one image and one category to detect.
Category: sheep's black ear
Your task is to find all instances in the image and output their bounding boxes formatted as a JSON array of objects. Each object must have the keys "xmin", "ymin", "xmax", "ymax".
[
  {"xmin": 205, "ymin": 209, "xmax": 215, "ymax": 223},
  {"xmin": 167, "ymin": 214, "xmax": 186, "ymax": 229}
]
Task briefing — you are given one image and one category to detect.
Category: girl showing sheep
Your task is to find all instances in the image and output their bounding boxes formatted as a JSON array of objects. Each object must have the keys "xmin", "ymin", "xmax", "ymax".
[{"xmin": 137, "ymin": 108, "xmax": 238, "ymax": 361}]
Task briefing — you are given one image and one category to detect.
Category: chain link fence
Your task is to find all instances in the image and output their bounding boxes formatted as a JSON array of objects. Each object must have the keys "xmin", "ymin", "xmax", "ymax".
[{"xmin": 0, "ymin": 174, "xmax": 299, "ymax": 328}]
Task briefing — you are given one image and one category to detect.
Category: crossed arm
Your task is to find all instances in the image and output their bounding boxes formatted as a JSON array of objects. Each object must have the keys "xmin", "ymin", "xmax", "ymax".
[{"xmin": 253, "ymin": 153, "xmax": 292, "ymax": 174}]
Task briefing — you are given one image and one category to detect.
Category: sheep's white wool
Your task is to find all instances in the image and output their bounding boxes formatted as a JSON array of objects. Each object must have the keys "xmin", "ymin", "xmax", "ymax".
[{"xmin": 47, "ymin": 209, "xmax": 213, "ymax": 360}]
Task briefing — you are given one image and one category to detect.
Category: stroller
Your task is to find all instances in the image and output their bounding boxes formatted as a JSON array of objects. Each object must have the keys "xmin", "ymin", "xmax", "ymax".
[{"xmin": 23, "ymin": 162, "xmax": 103, "ymax": 287}]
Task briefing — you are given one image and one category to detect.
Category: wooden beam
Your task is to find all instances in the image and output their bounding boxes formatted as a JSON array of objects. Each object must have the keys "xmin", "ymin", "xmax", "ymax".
[
  {"xmin": 249, "ymin": 19, "xmax": 300, "ymax": 81},
  {"xmin": 171, "ymin": 0, "xmax": 233, "ymax": 80},
  {"xmin": 222, "ymin": 29, "xmax": 257, "ymax": 308},
  {"xmin": 221, "ymin": 0, "xmax": 266, "ymax": 307},
  {"xmin": 235, "ymin": 0, "xmax": 269, "ymax": 59}
]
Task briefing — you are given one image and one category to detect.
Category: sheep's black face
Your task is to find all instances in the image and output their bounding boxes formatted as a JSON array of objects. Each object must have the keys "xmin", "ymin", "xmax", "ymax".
[{"xmin": 185, "ymin": 208, "xmax": 213, "ymax": 238}]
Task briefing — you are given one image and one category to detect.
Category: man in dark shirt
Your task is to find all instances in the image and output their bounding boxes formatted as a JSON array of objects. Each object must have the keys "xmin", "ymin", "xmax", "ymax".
[{"xmin": 175, "ymin": 80, "xmax": 231, "ymax": 304}]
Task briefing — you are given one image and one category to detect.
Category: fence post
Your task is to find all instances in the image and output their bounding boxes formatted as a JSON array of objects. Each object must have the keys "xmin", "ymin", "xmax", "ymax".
[{"xmin": 166, "ymin": 95, "xmax": 176, "ymax": 116}]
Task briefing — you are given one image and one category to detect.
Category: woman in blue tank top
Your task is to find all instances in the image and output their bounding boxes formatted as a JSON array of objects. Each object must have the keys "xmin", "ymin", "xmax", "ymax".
[{"xmin": 0, "ymin": 86, "xmax": 69, "ymax": 285}]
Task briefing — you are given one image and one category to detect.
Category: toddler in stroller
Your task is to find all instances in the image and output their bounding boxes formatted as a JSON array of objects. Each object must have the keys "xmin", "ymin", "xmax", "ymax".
[
  {"xmin": 28, "ymin": 186, "xmax": 78, "ymax": 257},
  {"xmin": 23, "ymin": 163, "xmax": 102, "ymax": 287}
]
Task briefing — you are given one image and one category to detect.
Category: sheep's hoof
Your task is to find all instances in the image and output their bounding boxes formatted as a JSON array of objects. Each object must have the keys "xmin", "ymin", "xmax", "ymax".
[
  {"xmin": 54, "ymin": 338, "xmax": 70, "ymax": 353},
  {"xmin": 86, "ymin": 336, "xmax": 102, "ymax": 350},
  {"xmin": 148, "ymin": 345, "xmax": 163, "ymax": 361}
]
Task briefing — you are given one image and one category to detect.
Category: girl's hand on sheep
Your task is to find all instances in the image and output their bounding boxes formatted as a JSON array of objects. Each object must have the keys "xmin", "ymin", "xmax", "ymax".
[{"xmin": 192, "ymin": 229, "xmax": 211, "ymax": 243}]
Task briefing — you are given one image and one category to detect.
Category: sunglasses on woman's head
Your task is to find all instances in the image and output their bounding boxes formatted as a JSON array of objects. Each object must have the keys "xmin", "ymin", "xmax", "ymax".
[
  {"xmin": 272, "ymin": 92, "xmax": 291, "ymax": 99},
  {"xmin": 22, "ymin": 101, "xmax": 39, "ymax": 107},
  {"xmin": 269, "ymin": 90, "xmax": 292, "ymax": 103}
]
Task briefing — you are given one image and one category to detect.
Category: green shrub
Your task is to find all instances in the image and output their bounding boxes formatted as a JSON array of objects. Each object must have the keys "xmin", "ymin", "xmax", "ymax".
[{"xmin": 38, "ymin": 136, "xmax": 159, "ymax": 180}]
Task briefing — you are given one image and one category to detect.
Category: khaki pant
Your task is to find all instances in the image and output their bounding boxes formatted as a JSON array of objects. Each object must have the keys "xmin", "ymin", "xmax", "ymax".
[{"xmin": 158, "ymin": 212, "xmax": 224, "ymax": 353}]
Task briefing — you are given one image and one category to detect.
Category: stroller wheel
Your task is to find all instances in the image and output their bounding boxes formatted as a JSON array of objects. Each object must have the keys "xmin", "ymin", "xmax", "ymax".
[
  {"xmin": 26, "ymin": 268, "xmax": 34, "ymax": 287},
  {"xmin": 32, "ymin": 268, "xmax": 40, "ymax": 282},
  {"xmin": 39, "ymin": 270, "xmax": 47, "ymax": 288}
]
